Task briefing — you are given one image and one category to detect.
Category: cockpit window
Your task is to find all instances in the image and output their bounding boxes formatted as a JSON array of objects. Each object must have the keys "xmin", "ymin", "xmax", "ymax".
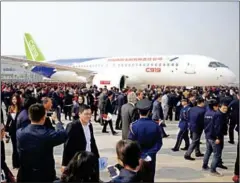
[
  {"xmin": 217, "ymin": 62, "xmax": 228, "ymax": 68},
  {"xmin": 208, "ymin": 62, "xmax": 218, "ymax": 68},
  {"xmin": 208, "ymin": 61, "xmax": 228, "ymax": 68}
]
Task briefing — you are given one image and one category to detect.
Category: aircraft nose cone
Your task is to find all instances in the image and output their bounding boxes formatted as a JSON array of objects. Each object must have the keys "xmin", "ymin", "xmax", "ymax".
[
  {"xmin": 230, "ymin": 70, "xmax": 236, "ymax": 81},
  {"xmin": 227, "ymin": 69, "xmax": 237, "ymax": 84}
]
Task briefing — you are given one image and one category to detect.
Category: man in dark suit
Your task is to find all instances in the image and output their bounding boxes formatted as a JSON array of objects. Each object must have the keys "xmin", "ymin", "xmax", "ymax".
[
  {"xmin": 98, "ymin": 88, "xmax": 108, "ymax": 126},
  {"xmin": 16, "ymin": 104, "xmax": 67, "ymax": 182},
  {"xmin": 121, "ymin": 92, "xmax": 138, "ymax": 140},
  {"xmin": 115, "ymin": 89, "xmax": 128, "ymax": 130},
  {"xmin": 102, "ymin": 91, "xmax": 117, "ymax": 135},
  {"xmin": 61, "ymin": 104, "xmax": 100, "ymax": 173},
  {"xmin": 52, "ymin": 87, "xmax": 62, "ymax": 123},
  {"xmin": 184, "ymin": 98, "xmax": 206, "ymax": 160}
]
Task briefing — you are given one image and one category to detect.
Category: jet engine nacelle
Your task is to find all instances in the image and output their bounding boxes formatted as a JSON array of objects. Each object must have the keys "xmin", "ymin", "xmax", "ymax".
[
  {"xmin": 50, "ymin": 71, "xmax": 86, "ymax": 82},
  {"xmin": 92, "ymin": 73, "xmax": 127, "ymax": 90}
]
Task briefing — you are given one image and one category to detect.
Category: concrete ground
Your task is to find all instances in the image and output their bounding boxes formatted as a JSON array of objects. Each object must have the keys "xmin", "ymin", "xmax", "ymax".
[{"xmin": 3, "ymin": 113, "xmax": 238, "ymax": 182}]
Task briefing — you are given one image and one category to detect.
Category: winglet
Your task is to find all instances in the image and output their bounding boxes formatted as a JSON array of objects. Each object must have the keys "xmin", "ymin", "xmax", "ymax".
[{"xmin": 24, "ymin": 33, "xmax": 45, "ymax": 61}]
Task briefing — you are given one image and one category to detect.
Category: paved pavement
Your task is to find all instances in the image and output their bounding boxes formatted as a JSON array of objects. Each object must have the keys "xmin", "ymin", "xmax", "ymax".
[{"xmin": 3, "ymin": 114, "xmax": 238, "ymax": 182}]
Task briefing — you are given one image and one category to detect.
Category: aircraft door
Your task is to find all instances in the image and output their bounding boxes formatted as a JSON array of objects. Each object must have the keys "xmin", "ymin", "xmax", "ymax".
[{"xmin": 184, "ymin": 62, "xmax": 196, "ymax": 74}]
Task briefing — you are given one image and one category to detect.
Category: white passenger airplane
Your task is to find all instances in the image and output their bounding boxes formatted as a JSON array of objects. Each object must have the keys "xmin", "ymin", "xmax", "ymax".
[{"xmin": 1, "ymin": 33, "xmax": 236, "ymax": 89}]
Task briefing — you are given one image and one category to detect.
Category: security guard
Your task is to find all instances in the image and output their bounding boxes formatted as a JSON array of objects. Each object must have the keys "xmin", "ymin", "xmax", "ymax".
[
  {"xmin": 172, "ymin": 98, "xmax": 191, "ymax": 151},
  {"xmin": 128, "ymin": 99, "xmax": 162, "ymax": 182}
]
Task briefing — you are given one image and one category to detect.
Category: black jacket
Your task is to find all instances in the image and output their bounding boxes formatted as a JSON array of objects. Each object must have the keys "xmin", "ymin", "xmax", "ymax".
[
  {"xmin": 62, "ymin": 120, "xmax": 100, "ymax": 166},
  {"xmin": 16, "ymin": 123, "xmax": 67, "ymax": 182},
  {"xmin": 103, "ymin": 98, "xmax": 114, "ymax": 114}
]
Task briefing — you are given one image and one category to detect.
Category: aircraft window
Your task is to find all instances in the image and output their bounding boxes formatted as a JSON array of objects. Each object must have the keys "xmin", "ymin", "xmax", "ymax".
[
  {"xmin": 155, "ymin": 63, "xmax": 157, "ymax": 66},
  {"xmin": 171, "ymin": 63, "xmax": 174, "ymax": 66},
  {"xmin": 143, "ymin": 63, "xmax": 145, "ymax": 66},
  {"xmin": 139, "ymin": 63, "xmax": 142, "ymax": 66},
  {"xmin": 147, "ymin": 63, "xmax": 149, "ymax": 66},
  {"xmin": 132, "ymin": 63, "xmax": 134, "ymax": 66},
  {"xmin": 176, "ymin": 63, "xmax": 178, "ymax": 66},
  {"xmin": 208, "ymin": 62, "xmax": 218, "ymax": 68},
  {"xmin": 121, "ymin": 64, "xmax": 123, "ymax": 67},
  {"xmin": 159, "ymin": 63, "xmax": 161, "ymax": 66},
  {"xmin": 128, "ymin": 64, "xmax": 131, "ymax": 67},
  {"xmin": 163, "ymin": 63, "xmax": 165, "ymax": 66},
  {"xmin": 167, "ymin": 63, "xmax": 169, "ymax": 66},
  {"xmin": 217, "ymin": 62, "xmax": 228, "ymax": 68}
]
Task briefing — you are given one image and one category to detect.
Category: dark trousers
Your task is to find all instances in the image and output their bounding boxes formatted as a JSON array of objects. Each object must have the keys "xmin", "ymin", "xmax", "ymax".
[
  {"xmin": 229, "ymin": 119, "xmax": 236, "ymax": 142},
  {"xmin": 113, "ymin": 104, "xmax": 118, "ymax": 114},
  {"xmin": 175, "ymin": 106, "xmax": 181, "ymax": 121},
  {"xmin": 64, "ymin": 105, "xmax": 72, "ymax": 120},
  {"xmin": 219, "ymin": 136, "xmax": 224, "ymax": 165},
  {"xmin": 148, "ymin": 153, "xmax": 156, "ymax": 182},
  {"xmin": 185, "ymin": 131, "xmax": 202, "ymax": 156},
  {"xmin": 173, "ymin": 129, "xmax": 189, "ymax": 150},
  {"xmin": 91, "ymin": 105, "xmax": 98, "ymax": 121},
  {"xmin": 167, "ymin": 106, "xmax": 173, "ymax": 121},
  {"xmin": 235, "ymin": 141, "xmax": 239, "ymax": 175},
  {"xmin": 17, "ymin": 168, "xmax": 55, "ymax": 182},
  {"xmin": 102, "ymin": 120, "xmax": 115, "ymax": 134},
  {"xmin": 99, "ymin": 111, "xmax": 104, "ymax": 125},
  {"xmin": 115, "ymin": 108, "xmax": 122, "ymax": 129},
  {"xmin": 11, "ymin": 135, "xmax": 20, "ymax": 168},
  {"xmin": 159, "ymin": 124, "xmax": 167, "ymax": 137},
  {"xmin": 55, "ymin": 106, "xmax": 61, "ymax": 122},
  {"xmin": 203, "ymin": 139, "xmax": 222, "ymax": 172}
]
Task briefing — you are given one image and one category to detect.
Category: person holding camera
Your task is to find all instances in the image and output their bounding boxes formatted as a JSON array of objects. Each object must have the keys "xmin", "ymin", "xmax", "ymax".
[{"xmin": 16, "ymin": 104, "xmax": 67, "ymax": 182}]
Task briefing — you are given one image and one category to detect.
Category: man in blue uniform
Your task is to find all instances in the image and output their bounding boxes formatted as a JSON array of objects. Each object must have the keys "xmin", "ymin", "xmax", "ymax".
[
  {"xmin": 202, "ymin": 101, "xmax": 228, "ymax": 176},
  {"xmin": 172, "ymin": 98, "xmax": 191, "ymax": 151},
  {"xmin": 215, "ymin": 102, "xmax": 228, "ymax": 170},
  {"xmin": 184, "ymin": 98, "xmax": 205, "ymax": 160},
  {"xmin": 128, "ymin": 98, "xmax": 162, "ymax": 182},
  {"xmin": 202, "ymin": 100, "xmax": 220, "ymax": 175}
]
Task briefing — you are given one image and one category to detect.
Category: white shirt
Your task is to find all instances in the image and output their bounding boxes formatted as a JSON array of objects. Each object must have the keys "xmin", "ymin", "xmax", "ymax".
[
  {"xmin": 81, "ymin": 123, "xmax": 91, "ymax": 152},
  {"xmin": 161, "ymin": 94, "xmax": 169, "ymax": 107}
]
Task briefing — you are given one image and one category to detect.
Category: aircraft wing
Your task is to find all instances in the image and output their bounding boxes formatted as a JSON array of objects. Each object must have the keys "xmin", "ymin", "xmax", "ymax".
[{"xmin": 1, "ymin": 56, "xmax": 93, "ymax": 76}]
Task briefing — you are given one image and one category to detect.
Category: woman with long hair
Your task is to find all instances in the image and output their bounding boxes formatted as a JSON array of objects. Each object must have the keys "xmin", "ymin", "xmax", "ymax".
[
  {"xmin": 60, "ymin": 151, "xmax": 100, "ymax": 182},
  {"xmin": 5, "ymin": 94, "xmax": 22, "ymax": 169}
]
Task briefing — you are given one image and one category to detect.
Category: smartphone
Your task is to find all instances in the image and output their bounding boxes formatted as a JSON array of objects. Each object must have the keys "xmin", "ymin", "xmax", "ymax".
[{"xmin": 107, "ymin": 165, "xmax": 118, "ymax": 178}]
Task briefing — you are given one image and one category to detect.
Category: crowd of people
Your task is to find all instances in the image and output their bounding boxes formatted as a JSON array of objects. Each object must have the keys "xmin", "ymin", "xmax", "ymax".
[{"xmin": 0, "ymin": 81, "xmax": 239, "ymax": 183}]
